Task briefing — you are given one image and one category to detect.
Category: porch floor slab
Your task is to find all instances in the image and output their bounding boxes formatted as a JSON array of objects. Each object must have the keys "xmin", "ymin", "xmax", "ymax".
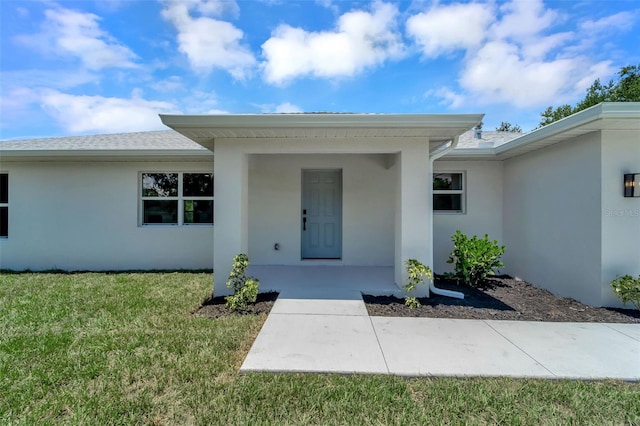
[{"xmin": 248, "ymin": 265, "xmax": 401, "ymax": 299}]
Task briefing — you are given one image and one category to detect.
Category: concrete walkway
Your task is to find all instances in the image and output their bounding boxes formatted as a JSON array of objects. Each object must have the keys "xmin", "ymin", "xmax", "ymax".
[{"xmin": 241, "ymin": 292, "xmax": 640, "ymax": 380}]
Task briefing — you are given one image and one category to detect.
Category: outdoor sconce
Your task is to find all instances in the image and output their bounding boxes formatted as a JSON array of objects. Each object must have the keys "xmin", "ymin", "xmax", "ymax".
[{"xmin": 624, "ymin": 173, "xmax": 640, "ymax": 197}]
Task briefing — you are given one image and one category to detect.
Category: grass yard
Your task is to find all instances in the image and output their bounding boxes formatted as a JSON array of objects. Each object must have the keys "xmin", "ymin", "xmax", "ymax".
[{"xmin": 1, "ymin": 272, "xmax": 638, "ymax": 425}]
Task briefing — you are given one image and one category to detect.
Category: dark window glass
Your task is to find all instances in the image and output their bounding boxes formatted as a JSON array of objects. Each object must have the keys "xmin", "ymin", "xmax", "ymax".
[
  {"xmin": 0, "ymin": 207, "xmax": 7, "ymax": 237},
  {"xmin": 184, "ymin": 200, "xmax": 214, "ymax": 224},
  {"xmin": 433, "ymin": 194, "xmax": 462, "ymax": 211},
  {"xmin": 433, "ymin": 173, "xmax": 462, "ymax": 190},
  {"xmin": 0, "ymin": 174, "xmax": 7, "ymax": 204},
  {"xmin": 143, "ymin": 200, "xmax": 178, "ymax": 224},
  {"xmin": 142, "ymin": 173, "xmax": 178, "ymax": 197},
  {"xmin": 183, "ymin": 173, "xmax": 213, "ymax": 197}
]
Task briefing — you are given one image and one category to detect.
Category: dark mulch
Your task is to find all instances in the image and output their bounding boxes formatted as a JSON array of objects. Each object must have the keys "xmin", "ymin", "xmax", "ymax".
[
  {"xmin": 364, "ymin": 276, "xmax": 640, "ymax": 323},
  {"xmin": 194, "ymin": 292, "xmax": 279, "ymax": 319}
]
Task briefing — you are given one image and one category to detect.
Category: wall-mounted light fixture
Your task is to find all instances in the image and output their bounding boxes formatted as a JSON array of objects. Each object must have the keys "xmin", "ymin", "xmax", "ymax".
[{"xmin": 624, "ymin": 173, "xmax": 639, "ymax": 197}]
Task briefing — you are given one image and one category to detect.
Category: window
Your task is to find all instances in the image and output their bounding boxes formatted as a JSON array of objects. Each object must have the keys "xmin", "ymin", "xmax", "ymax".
[
  {"xmin": 141, "ymin": 172, "xmax": 213, "ymax": 225},
  {"xmin": 0, "ymin": 173, "xmax": 7, "ymax": 237},
  {"xmin": 433, "ymin": 172, "xmax": 464, "ymax": 213}
]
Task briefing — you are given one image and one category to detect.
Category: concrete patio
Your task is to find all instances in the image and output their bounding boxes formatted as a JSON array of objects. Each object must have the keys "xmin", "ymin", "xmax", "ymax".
[{"xmin": 241, "ymin": 266, "xmax": 640, "ymax": 380}]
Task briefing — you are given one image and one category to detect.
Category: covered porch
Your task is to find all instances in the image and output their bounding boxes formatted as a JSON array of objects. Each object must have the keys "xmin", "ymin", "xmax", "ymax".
[{"xmin": 160, "ymin": 113, "xmax": 483, "ymax": 297}]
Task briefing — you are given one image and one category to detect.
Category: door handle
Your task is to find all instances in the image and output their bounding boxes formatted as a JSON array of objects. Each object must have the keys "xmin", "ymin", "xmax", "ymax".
[{"xmin": 303, "ymin": 216, "xmax": 307, "ymax": 231}]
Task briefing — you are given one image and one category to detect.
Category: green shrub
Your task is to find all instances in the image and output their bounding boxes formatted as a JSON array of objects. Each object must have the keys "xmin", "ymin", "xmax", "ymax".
[
  {"xmin": 446, "ymin": 230, "xmax": 505, "ymax": 287},
  {"xmin": 225, "ymin": 254, "xmax": 260, "ymax": 311},
  {"xmin": 610, "ymin": 275, "xmax": 640, "ymax": 310},
  {"xmin": 404, "ymin": 259, "xmax": 433, "ymax": 308}
]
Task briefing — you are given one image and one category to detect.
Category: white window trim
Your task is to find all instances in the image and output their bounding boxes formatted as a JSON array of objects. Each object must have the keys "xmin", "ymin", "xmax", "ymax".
[
  {"xmin": 139, "ymin": 171, "xmax": 214, "ymax": 227},
  {"xmin": 433, "ymin": 171, "xmax": 466, "ymax": 215}
]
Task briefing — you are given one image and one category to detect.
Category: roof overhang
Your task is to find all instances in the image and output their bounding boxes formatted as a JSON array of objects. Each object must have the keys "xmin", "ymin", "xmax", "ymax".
[
  {"xmin": 494, "ymin": 102, "xmax": 640, "ymax": 160},
  {"xmin": 0, "ymin": 149, "xmax": 213, "ymax": 162},
  {"xmin": 443, "ymin": 102, "xmax": 640, "ymax": 161},
  {"xmin": 159, "ymin": 113, "xmax": 484, "ymax": 152}
]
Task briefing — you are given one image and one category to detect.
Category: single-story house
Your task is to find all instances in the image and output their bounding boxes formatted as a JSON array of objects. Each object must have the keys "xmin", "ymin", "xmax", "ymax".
[{"xmin": 0, "ymin": 102, "xmax": 638, "ymax": 307}]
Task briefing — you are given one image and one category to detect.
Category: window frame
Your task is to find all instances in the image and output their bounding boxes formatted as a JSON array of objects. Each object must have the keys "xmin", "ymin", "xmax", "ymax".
[
  {"xmin": 139, "ymin": 171, "xmax": 214, "ymax": 226},
  {"xmin": 433, "ymin": 171, "xmax": 466, "ymax": 214},
  {"xmin": 0, "ymin": 173, "xmax": 7, "ymax": 238}
]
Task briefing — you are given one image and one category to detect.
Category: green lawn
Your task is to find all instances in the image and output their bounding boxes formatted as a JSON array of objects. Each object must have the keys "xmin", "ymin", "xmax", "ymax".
[{"xmin": 1, "ymin": 272, "xmax": 638, "ymax": 425}]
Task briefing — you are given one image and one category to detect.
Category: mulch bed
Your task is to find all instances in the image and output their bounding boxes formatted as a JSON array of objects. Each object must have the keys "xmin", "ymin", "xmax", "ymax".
[
  {"xmin": 194, "ymin": 277, "xmax": 640, "ymax": 324},
  {"xmin": 363, "ymin": 276, "xmax": 640, "ymax": 323},
  {"xmin": 194, "ymin": 292, "xmax": 279, "ymax": 319}
]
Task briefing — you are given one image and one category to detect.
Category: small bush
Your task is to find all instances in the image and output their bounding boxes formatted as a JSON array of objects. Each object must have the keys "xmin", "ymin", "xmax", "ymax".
[
  {"xmin": 225, "ymin": 254, "xmax": 260, "ymax": 311},
  {"xmin": 610, "ymin": 275, "xmax": 640, "ymax": 310},
  {"xmin": 404, "ymin": 259, "xmax": 433, "ymax": 308},
  {"xmin": 446, "ymin": 230, "xmax": 505, "ymax": 287}
]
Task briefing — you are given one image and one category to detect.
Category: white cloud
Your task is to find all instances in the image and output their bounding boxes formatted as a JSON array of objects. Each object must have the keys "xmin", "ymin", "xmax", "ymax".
[
  {"xmin": 204, "ymin": 108, "xmax": 229, "ymax": 114},
  {"xmin": 409, "ymin": 0, "xmax": 623, "ymax": 109},
  {"xmin": 315, "ymin": 0, "xmax": 339, "ymax": 14},
  {"xmin": 15, "ymin": 6, "xmax": 137, "ymax": 70},
  {"xmin": 254, "ymin": 101, "xmax": 303, "ymax": 113},
  {"xmin": 427, "ymin": 87, "xmax": 466, "ymax": 109},
  {"xmin": 0, "ymin": 87, "xmax": 40, "ymax": 111},
  {"xmin": 273, "ymin": 102, "xmax": 303, "ymax": 113},
  {"xmin": 261, "ymin": 1, "xmax": 405, "ymax": 84},
  {"xmin": 1, "ymin": 69, "xmax": 98, "ymax": 91},
  {"xmin": 580, "ymin": 11, "xmax": 636, "ymax": 33},
  {"xmin": 574, "ymin": 60, "xmax": 616, "ymax": 92},
  {"xmin": 491, "ymin": 0, "xmax": 558, "ymax": 40},
  {"xmin": 40, "ymin": 90, "xmax": 178, "ymax": 133},
  {"xmin": 406, "ymin": 2, "xmax": 494, "ymax": 57},
  {"xmin": 151, "ymin": 76, "xmax": 184, "ymax": 92},
  {"xmin": 459, "ymin": 41, "xmax": 578, "ymax": 107},
  {"xmin": 162, "ymin": 0, "xmax": 256, "ymax": 79},
  {"xmin": 520, "ymin": 32, "xmax": 573, "ymax": 60}
]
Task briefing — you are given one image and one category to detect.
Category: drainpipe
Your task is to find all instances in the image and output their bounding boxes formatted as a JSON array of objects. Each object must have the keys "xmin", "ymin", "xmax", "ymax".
[{"xmin": 428, "ymin": 137, "xmax": 464, "ymax": 300}]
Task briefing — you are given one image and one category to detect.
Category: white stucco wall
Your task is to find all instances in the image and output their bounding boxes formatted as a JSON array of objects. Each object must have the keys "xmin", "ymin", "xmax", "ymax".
[
  {"xmin": 503, "ymin": 132, "xmax": 603, "ymax": 306},
  {"xmin": 600, "ymin": 129, "xmax": 640, "ymax": 307},
  {"xmin": 0, "ymin": 161, "xmax": 214, "ymax": 271},
  {"xmin": 432, "ymin": 160, "xmax": 504, "ymax": 274},
  {"xmin": 248, "ymin": 154, "xmax": 395, "ymax": 266},
  {"xmin": 211, "ymin": 136, "xmax": 433, "ymax": 296}
]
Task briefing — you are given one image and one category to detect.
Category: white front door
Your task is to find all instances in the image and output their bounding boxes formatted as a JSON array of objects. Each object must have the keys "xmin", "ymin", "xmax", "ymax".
[{"xmin": 301, "ymin": 169, "xmax": 342, "ymax": 259}]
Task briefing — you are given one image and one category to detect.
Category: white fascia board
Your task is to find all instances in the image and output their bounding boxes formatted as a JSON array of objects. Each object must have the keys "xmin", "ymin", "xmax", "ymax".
[
  {"xmin": 494, "ymin": 102, "xmax": 640, "ymax": 156},
  {"xmin": 159, "ymin": 113, "xmax": 484, "ymax": 130},
  {"xmin": 0, "ymin": 149, "xmax": 213, "ymax": 162},
  {"xmin": 441, "ymin": 148, "xmax": 498, "ymax": 160}
]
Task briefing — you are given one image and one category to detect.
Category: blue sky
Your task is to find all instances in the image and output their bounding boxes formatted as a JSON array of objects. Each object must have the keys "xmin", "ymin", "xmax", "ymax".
[{"xmin": 1, "ymin": 0, "xmax": 638, "ymax": 140}]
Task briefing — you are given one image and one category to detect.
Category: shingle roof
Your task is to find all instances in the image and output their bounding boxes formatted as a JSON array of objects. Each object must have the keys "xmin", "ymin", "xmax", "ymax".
[
  {"xmin": 0, "ymin": 128, "xmax": 524, "ymax": 154},
  {"xmin": 0, "ymin": 130, "xmax": 206, "ymax": 151},
  {"xmin": 456, "ymin": 130, "xmax": 523, "ymax": 149}
]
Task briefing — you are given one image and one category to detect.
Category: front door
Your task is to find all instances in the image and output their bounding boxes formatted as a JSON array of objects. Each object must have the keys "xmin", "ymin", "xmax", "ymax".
[{"xmin": 301, "ymin": 169, "xmax": 342, "ymax": 259}]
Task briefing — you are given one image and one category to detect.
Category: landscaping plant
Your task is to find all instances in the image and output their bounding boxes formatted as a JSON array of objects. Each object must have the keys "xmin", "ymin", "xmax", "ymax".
[
  {"xmin": 404, "ymin": 259, "xmax": 433, "ymax": 308},
  {"xmin": 610, "ymin": 274, "xmax": 640, "ymax": 310},
  {"xmin": 225, "ymin": 253, "xmax": 260, "ymax": 311},
  {"xmin": 446, "ymin": 230, "xmax": 505, "ymax": 287}
]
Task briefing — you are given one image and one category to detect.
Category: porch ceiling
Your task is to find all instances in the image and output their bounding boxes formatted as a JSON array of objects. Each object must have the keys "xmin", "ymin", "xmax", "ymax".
[{"xmin": 159, "ymin": 113, "xmax": 484, "ymax": 151}]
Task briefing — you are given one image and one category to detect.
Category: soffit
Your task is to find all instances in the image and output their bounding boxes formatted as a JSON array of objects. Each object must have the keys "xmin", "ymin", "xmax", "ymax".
[{"xmin": 159, "ymin": 114, "xmax": 484, "ymax": 151}]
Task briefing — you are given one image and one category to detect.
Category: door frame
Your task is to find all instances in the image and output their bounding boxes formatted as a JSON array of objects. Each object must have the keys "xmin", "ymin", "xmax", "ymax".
[{"xmin": 300, "ymin": 168, "xmax": 343, "ymax": 260}]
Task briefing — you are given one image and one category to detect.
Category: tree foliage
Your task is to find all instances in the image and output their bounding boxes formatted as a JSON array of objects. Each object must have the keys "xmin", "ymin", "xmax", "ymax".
[
  {"xmin": 539, "ymin": 64, "xmax": 640, "ymax": 127},
  {"xmin": 495, "ymin": 122, "xmax": 522, "ymax": 133}
]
